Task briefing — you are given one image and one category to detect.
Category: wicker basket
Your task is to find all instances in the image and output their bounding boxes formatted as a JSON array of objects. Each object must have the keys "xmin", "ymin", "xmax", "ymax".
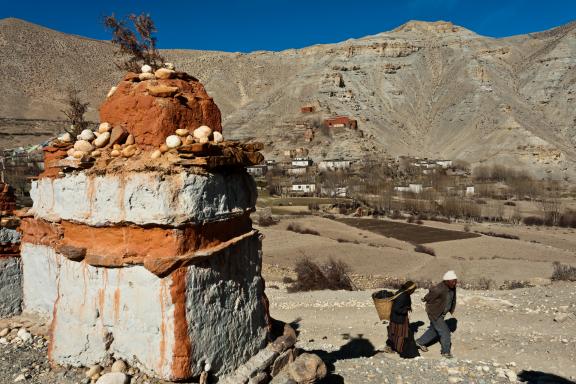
[{"xmin": 372, "ymin": 290, "xmax": 400, "ymax": 321}]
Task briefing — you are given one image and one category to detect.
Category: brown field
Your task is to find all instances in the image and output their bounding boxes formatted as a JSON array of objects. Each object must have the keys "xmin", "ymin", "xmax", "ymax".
[{"xmin": 335, "ymin": 217, "xmax": 480, "ymax": 244}]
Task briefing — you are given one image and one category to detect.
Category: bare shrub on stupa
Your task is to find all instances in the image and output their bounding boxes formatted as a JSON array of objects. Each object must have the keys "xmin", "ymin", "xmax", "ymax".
[
  {"xmin": 104, "ymin": 13, "xmax": 165, "ymax": 72},
  {"xmin": 61, "ymin": 88, "xmax": 89, "ymax": 137}
]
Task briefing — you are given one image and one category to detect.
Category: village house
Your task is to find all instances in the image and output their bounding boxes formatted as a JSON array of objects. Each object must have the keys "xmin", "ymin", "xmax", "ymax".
[
  {"xmin": 300, "ymin": 106, "xmax": 315, "ymax": 113},
  {"xmin": 321, "ymin": 186, "xmax": 348, "ymax": 197},
  {"xmin": 318, "ymin": 158, "xmax": 354, "ymax": 171},
  {"xmin": 291, "ymin": 183, "xmax": 316, "ymax": 194},
  {"xmin": 323, "ymin": 116, "xmax": 358, "ymax": 129},
  {"xmin": 436, "ymin": 160, "xmax": 453, "ymax": 168},
  {"xmin": 286, "ymin": 167, "xmax": 307, "ymax": 176},
  {"xmin": 246, "ymin": 165, "xmax": 268, "ymax": 177},
  {"xmin": 395, "ymin": 183, "xmax": 424, "ymax": 194},
  {"xmin": 291, "ymin": 157, "xmax": 313, "ymax": 167}
]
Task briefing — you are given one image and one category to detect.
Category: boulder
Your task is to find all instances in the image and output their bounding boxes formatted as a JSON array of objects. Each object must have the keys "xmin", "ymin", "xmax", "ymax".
[
  {"xmin": 79, "ymin": 129, "xmax": 95, "ymax": 141},
  {"xmin": 108, "ymin": 127, "xmax": 128, "ymax": 147},
  {"xmin": 94, "ymin": 132, "xmax": 110, "ymax": 148},
  {"xmin": 213, "ymin": 131, "xmax": 224, "ymax": 143},
  {"xmin": 99, "ymin": 77, "xmax": 222, "ymax": 149},
  {"xmin": 193, "ymin": 125, "xmax": 212, "ymax": 139},
  {"xmin": 166, "ymin": 135, "xmax": 182, "ymax": 149},
  {"xmin": 74, "ymin": 140, "xmax": 94, "ymax": 153},
  {"xmin": 147, "ymin": 84, "xmax": 179, "ymax": 97},
  {"xmin": 107, "ymin": 86, "xmax": 118, "ymax": 98},
  {"xmin": 139, "ymin": 72, "xmax": 155, "ymax": 81},
  {"xmin": 96, "ymin": 372, "xmax": 129, "ymax": 384},
  {"xmin": 287, "ymin": 354, "xmax": 327, "ymax": 384},
  {"xmin": 98, "ymin": 122, "xmax": 111, "ymax": 133},
  {"xmin": 141, "ymin": 64, "xmax": 152, "ymax": 73},
  {"xmin": 271, "ymin": 349, "xmax": 294, "ymax": 376},
  {"xmin": 125, "ymin": 134, "xmax": 135, "ymax": 145},
  {"xmin": 58, "ymin": 132, "xmax": 72, "ymax": 143},
  {"xmin": 155, "ymin": 68, "xmax": 175, "ymax": 79},
  {"xmin": 111, "ymin": 359, "xmax": 127, "ymax": 373}
]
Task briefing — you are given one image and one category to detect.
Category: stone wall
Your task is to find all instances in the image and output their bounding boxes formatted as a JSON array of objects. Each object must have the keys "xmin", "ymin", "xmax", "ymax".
[{"xmin": 0, "ymin": 256, "xmax": 21, "ymax": 317}]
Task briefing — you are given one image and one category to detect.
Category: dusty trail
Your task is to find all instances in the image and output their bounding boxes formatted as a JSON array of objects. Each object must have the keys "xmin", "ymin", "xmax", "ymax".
[{"xmin": 267, "ymin": 282, "xmax": 576, "ymax": 383}]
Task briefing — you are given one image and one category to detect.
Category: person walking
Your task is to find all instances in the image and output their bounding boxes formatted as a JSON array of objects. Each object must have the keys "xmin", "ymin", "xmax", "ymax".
[
  {"xmin": 416, "ymin": 271, "xmax": 458, "ymax": 358},
  {"xmin": 384, "ymin": 281, "xmax": 420, "ymax": 358}
]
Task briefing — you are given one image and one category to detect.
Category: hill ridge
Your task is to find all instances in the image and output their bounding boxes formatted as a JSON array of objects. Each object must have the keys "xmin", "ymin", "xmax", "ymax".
[{"xmin": 0, "ymin": 18, "xmax": 575, "ymax": 179}]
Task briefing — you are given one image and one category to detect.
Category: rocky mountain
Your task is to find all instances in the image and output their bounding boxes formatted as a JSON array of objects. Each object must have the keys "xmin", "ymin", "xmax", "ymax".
[{"xmin": 1, "ymin": 18, "xmax": 575, "ymax": 179}]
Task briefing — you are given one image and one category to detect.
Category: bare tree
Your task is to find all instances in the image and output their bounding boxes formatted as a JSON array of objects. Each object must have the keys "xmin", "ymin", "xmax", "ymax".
[
  {"xmin": 539, "ymin": 180, "xmax": 562, "ymax": 225},
  {"xmin": 104, "ymin": 13, "xmax": 165, "ymax": 72},
  {"xmin": 61, "ymin": 88, "xmax": 89, "ymax": 137}
]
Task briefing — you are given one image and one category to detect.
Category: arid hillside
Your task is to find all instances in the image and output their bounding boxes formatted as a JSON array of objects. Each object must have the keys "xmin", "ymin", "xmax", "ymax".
[{"xmin": 1, "ymin": 18, "xmax": 576, "ymax": 179}]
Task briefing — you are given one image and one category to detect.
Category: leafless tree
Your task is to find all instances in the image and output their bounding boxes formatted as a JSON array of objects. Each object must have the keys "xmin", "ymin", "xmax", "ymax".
[
  {"xmin": 104, "ymin": 13, "xmax": 165, "ymax": 72},
  {"xmin": 539, "ymin": 180, "xmax": 562, "ymax": 225},
  {"xmin": 61, "ymin": 88, "xmax": 89, "ymax": 137}
]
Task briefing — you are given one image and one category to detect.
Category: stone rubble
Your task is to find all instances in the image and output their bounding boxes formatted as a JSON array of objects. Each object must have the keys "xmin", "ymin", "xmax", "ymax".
[{"xmin": 0, "ymin": 183, "xmax": 22, "ymax": 317}]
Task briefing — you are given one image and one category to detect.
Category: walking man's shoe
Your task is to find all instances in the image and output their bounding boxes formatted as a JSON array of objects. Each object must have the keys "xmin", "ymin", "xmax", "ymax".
[
  {"xmin": 442, "ymin": 353, "xmax": 454, "ymax": 359},
  {"xmin": 416, "ymin": 342, "xmax": 428, "ymax": 352}
]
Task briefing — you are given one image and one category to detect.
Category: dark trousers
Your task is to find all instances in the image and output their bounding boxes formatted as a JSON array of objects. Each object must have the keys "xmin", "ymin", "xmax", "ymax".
[{"xmin": 416, "ymin": 315, "xmax": 451, "ymax": 354}]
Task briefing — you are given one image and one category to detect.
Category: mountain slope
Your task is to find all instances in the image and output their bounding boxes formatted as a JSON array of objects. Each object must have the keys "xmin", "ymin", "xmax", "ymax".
[{"xmin": 1, "ymin": 18, "xmax": 575, "ymax": 179}]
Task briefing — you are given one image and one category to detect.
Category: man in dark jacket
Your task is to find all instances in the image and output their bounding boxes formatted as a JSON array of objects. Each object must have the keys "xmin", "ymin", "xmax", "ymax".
[{"xmin": 416, "ymin": 270, "xmax": 458, "ymax": 358}]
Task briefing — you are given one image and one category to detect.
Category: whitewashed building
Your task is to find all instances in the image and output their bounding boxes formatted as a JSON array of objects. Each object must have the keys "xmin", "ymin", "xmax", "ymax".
[
  {"xmin": 291, "ymin": 184, "xmax": 316, "ymax": 193},
  {"xmin": 291, "ymin": 157, "xmax": 313, "ymax": 167},
  {"xmin": 322, "ymin": 186, "xmax": 348, "ymax": 197},
  {"xmin": 436, "ymin": 160, "xmax": 453, "ymax": 168},
  {"xmin": 246, "ymin": 165, "xmax": 268, "ymax": 177},
  {"xmin": 395, "ymin": 184, "xmax": 423, "ymax": 194},
  {"xmin": 318, "ymin": 159, "xmax": 353, "ymax": 171},
  {"xmin": 286, "ymin": 167, "xmax": 307, "ymax": 176}
]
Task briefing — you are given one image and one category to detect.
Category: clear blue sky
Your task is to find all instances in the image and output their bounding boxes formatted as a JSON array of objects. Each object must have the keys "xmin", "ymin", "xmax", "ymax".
[{"xmin": 2, "ymin": 0, "xmax": 575, "ymax": 52}]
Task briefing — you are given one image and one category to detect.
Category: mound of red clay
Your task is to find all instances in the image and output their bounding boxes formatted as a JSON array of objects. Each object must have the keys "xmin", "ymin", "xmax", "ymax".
[{"xmin": 99, "ymin": 73, "xmax": 222, "ymax": 149}]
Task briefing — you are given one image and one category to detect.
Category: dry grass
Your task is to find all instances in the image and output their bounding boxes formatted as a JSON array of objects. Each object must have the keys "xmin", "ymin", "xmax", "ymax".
[
  {"xmin": 414, "ymin": 244, "xmax": 436, "ymax": 256},
  {"xmin": 477, "ymin": 231, "xmax": 520, "ymax": 240},
  {"xmin": 286, "ymin": 223, "xmax": 320, "ymax": 236},
  {"xmin": 288, "ymin": 257, "xmax": 355, "ymax": 292},
  {"xmin": 255, "ymin": 208, "xmax": 278, "ymax": 227},
  {"xmin": 551, "ymin": 262, "xmax": 576, "ymax": 282}
]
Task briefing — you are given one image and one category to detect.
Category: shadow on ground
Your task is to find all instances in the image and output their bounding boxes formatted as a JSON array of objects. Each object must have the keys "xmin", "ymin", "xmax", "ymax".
[
  {"xmin": 518, "ymin": 370, "xmax": 575, "ymax": 384},
  {"xmin": 307, "ymin": 333, "xmax": 377, "ymax": 384},
  {"xmin": 420, "ymin": 318, "xmax": 458, "ymax": 347}
]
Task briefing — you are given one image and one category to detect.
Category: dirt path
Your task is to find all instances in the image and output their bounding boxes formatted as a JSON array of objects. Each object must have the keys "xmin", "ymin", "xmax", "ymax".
[{"xmin": 267, "ymin": 282, "xmax": 576, "ymax": 383}]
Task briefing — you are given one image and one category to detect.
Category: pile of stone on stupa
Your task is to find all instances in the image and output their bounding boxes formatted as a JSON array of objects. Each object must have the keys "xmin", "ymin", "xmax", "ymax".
[
  {"xmin": 44, "ymin": 63, "xmax": 263, "ymax": 179},
  {"xmin": 18, "ymin": 63, "xmax": 270, "ymax": 382}
]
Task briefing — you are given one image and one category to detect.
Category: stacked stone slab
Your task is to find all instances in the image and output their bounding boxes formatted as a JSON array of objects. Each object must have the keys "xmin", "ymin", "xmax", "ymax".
[
  {"xmin": 0, "ymin": 183, "xmax": 22, "ymax": 317},
  {"xmin": 18, "ymin": 67, "xmax": 269, "ymax": 381}
]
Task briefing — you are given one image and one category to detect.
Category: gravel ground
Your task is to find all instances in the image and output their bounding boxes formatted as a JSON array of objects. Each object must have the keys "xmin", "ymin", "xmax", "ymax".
[
  {"xmin": 0, "ymin": 283, "xmax": 575, "ymax": 383},
  {"xmin": 268, "ymin": 282, "xmax": 576, "ymax": 383}
]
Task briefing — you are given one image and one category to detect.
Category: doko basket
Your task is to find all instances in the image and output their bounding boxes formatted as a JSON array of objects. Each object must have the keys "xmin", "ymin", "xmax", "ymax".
[{"xmin": 371, "ymin": 289, "xmax": 401, "ymax": 321}]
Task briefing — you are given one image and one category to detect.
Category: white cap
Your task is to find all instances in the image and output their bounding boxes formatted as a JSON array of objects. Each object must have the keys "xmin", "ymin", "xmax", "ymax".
[{"xmin": 443, "ymin": 270, "xmax": 458, "ymax": 281}]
